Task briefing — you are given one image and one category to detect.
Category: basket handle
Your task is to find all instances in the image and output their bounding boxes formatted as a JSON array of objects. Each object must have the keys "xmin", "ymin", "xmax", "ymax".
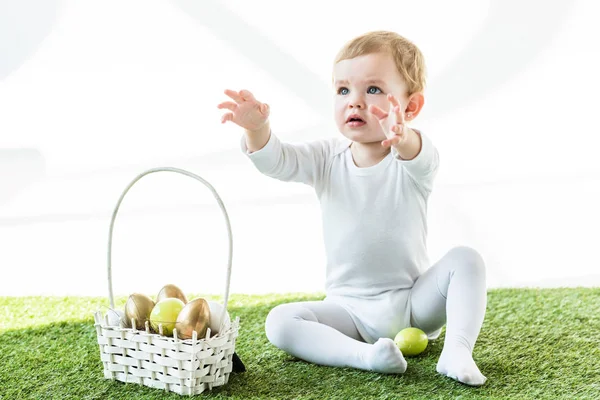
[{"xmin": 107, "ymin": 167, "xmax": 233, "ymax": 328}]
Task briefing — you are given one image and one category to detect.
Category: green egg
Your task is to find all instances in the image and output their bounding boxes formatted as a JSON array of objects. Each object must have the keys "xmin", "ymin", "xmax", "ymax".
[{"xmin": 394, "ymin": 327, "xmax": 428, "ymax": 356}]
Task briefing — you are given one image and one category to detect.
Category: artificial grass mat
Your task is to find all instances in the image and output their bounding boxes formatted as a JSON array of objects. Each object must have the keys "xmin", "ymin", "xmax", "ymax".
[{"xmin": 0, "ymin": 288, "xmax": 599, "ymax": 399}]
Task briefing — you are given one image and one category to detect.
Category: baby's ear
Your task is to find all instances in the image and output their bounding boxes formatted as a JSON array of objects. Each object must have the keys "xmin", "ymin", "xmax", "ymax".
[{"xmin": 405, "ymin": 92, "xmax": 425, "ymax": 121}]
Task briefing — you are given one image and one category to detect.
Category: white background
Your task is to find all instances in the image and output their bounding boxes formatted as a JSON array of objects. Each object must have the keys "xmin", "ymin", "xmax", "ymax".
[{"xmin": 1, "ymin": 0, "xmax": 599, "ymax": 297}]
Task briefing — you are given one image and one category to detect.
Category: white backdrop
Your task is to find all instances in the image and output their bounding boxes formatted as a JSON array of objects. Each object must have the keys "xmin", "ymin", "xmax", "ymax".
[{"xmin": 1, "ymin": 0, "xmax": 599, "ymax": 297}]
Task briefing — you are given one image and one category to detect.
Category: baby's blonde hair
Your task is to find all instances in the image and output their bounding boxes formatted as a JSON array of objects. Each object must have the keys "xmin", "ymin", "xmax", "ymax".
[{"xmin": 334, "ymin": 31, "xmax": 426, "ymax": 95}]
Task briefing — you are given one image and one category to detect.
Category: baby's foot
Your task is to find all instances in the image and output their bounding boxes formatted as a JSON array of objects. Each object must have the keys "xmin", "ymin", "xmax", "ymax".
[
  {"xmin": 365, "ymin": 338, "xmax": 407, "ymax": 374},
  {"xmin": 436, "ymin": 343, "xmax": 486, "ymax": 386}
]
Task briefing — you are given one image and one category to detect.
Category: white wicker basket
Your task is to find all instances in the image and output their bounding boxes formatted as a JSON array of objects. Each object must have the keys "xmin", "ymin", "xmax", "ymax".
[{"xmin": 93, "ymin": 167, "xmax": 240, "ymax": 396}]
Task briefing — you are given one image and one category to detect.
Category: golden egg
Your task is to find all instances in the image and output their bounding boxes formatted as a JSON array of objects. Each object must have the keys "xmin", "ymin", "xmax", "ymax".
[
  {"xmin": 156, "ymin": 284, "xmax": 187, "ymax": 304},
  {"xmin": 124, "ymin": 293, "xmax": 155, "ymax": 329},
  {"xmin": 175, "ymin": 297, "xmax": 211, "ymax": 339}
]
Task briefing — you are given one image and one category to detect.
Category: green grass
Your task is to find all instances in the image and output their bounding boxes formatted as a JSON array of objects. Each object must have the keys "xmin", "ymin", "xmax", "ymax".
[{"xmin": 1, "ymin": 289, "xmax": 599, "ymax": 399}]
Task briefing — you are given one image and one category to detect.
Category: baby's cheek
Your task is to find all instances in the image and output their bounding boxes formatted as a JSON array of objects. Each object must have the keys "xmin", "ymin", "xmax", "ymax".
[
  {"xmin": 375, "ymin": 99, "xmax": 390, "ymax": 112},
  {"xmin": 334, "ymin": 106, "xmax": 346, "ymax": 123},
  {"xmin": 375, "ymin": 125, "xmax": 387, "ymax": 139}
]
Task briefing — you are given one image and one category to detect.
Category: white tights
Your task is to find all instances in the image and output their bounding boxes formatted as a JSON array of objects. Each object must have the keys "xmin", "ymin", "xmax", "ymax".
[{"xmin": 265, "ymin": 246, "xmax": 488, "ymax": 386}]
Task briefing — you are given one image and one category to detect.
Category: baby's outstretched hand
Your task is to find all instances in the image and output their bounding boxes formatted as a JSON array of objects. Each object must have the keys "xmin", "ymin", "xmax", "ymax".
[
  {"xmin": 368, "ymin": 94, "xmax": 410, "ymax": 148},
  {"xmin": 218, "ymin": 89, "xmax": 270, "ymax": 132}
]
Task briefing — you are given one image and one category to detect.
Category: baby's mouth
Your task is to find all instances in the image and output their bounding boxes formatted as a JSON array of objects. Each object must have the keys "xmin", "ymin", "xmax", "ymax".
[{"xmin": 346, "ymin": 115, "xmax": 366, "ymax": 127}]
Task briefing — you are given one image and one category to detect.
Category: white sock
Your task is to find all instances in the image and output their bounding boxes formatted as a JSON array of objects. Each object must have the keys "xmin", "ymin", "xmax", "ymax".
[
  {"xmin": 363, "ymin": 338, "xmax": 407, "ymax": 374},
  {"xmin": 436, "ymin": 339, "xmax": 486, "ymax": 386},
  {"xmin": 410, "ymin": 247, "xmax": 488, "ymax": 386}
]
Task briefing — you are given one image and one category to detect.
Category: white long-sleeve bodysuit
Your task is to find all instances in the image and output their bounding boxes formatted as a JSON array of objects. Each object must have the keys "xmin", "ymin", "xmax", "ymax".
[{"xmin": 242, "ymin": 131, "xmax": 439, "ymax": 343}]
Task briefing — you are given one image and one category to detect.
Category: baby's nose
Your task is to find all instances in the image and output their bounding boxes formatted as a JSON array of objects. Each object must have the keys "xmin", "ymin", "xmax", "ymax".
[
  {"xmin": 348, "ymin": 92, "xmax": 366, "ymax": 109},
  {"xmin": 349, "ymin": 99, "xmax": 365, "ymax": 109}
]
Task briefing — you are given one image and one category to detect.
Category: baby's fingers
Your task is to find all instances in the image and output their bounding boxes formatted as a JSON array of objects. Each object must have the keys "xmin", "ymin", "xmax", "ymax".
[
  {"xmin": 381, "ymin": 134, "xmax": 402, "ymax": 148},
  {"xmin": 393, "ymin": 105, "xmax": 405, "ymax": 125},
  {"xmin": 391, "ymin": 124, "xmax": 404, "ymax": 136},
  {"xmin": 387, "ymin": 94, "xmax": 401, "ymax": 108},
  {"xmin": 239, "ymin": 89, "xmax": 257, "ymax": 102},
  {"xmin": 259, "ymin": 102, "xmax": 270, "ymax": 116},
  {"xmin": 224, "ymin": 89, "xmax": 244, "ymax": 103},
  {"xmin": 217, "ymin": 101, "xmax": 237, "ymax": 112},
  {"xmin": 221, "ymin": 112, "xmax": 234, "ymax": 124},
  {"xmin": 368, "ymin": 104, "xmax": 388, "ymax": 121}
]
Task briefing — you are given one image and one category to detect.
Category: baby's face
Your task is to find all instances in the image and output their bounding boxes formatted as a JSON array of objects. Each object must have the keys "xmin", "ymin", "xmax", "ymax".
[{"xmin": 333, "ymin": 52, "xmax": 408, "ymax": 144}]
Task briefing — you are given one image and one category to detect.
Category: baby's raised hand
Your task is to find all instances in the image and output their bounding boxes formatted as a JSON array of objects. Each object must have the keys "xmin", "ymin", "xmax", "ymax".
[
  {"xmin": 368, "ymin": 94, "xmax": 410, "ymax": 148},
  {"xmin": 218, "ymin": 89, "xmax": 270, "ymax": 132}
]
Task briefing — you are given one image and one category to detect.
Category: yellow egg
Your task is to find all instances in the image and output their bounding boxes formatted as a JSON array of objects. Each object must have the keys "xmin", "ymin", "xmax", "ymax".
[
  {"xmin": 150, "ymin": 297, "xmax": 185, "ymax": 336},
  {"xmin": 156, "ymin": 284, "xmax": 187, "ymax": 304},
  {"xmin": 124, "ymin": 293, "xmax": 155, "ymax": 329},
  {"xmin": 175, "ymin": 297, "xmax": 211, "ymax": 339}
]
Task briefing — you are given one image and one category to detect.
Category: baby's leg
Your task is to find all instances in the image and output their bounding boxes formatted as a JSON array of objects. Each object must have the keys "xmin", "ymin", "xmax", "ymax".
[
  {"xmin": 410, "ymin": 246, "xmax": 487, "ymax": 386},
  {"xmin": 265, "ymin": 301, "xmax": 407, "ymax": 373}
]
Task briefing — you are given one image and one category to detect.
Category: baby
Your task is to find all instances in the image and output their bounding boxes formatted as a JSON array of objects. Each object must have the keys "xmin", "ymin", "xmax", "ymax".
[{"xmin": 218, "ymin": 31, "xmax": 487, "ymax": 386}]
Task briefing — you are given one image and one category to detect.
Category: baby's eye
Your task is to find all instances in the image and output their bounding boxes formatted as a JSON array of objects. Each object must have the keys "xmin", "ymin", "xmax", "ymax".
[
  {"xmin": 337, "ymin": 87, "xmax": 349, "ymax": 95},
  {"xmin": 367, "ymin": 86, "xmax": 382, "ymax": 94}
]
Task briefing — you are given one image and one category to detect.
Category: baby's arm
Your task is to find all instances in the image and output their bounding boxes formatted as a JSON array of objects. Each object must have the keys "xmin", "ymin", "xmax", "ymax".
[
  {"xmin": 218, "ymin": 89, "xmax": 326, "ymax": 186},
  {"xmin": 218, "ymin": 89, "xmax": 271, "ymax": 152},
  {"xmin": 369, "ymin": 94, "xmax": 439, "ymax": 193},
  {"xmin": 393, "ymin": 129, "xmax": 439, "ymax": 194}
]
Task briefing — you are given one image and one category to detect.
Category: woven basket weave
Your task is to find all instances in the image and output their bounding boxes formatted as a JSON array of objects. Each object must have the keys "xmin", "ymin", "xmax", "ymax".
[{"xmin": 93, "ymin": 167, "xmax": 239, "ymax": 396}]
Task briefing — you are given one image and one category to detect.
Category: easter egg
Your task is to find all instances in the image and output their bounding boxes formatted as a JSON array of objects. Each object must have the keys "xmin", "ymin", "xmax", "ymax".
[
  {"xmin": 207, "ymin": 301, "xmax": 231, "ymax": 335},
  {"xmin": 150, "ymin": 297, "xmax": 185, "ymax": 336},
  {"xmin": 124, "ymin": 293, "xmax": 155, "ymax": 329},
  {"xmin": 175, "ymin": 298, "xmax": 211, "ymax": 339},
  {"xmin": 394, "ymin": 327, "xmax": 428, "ymax": 356},
  {"xmin": 156, "ymin": 284, "xmax": 187, "ymax": 304}
]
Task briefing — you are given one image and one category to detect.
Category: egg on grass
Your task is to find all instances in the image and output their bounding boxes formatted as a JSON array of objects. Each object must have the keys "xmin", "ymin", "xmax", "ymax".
[{"xmin": 394, "ymin": 327, "xmax": 428, "ymax": 356}]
